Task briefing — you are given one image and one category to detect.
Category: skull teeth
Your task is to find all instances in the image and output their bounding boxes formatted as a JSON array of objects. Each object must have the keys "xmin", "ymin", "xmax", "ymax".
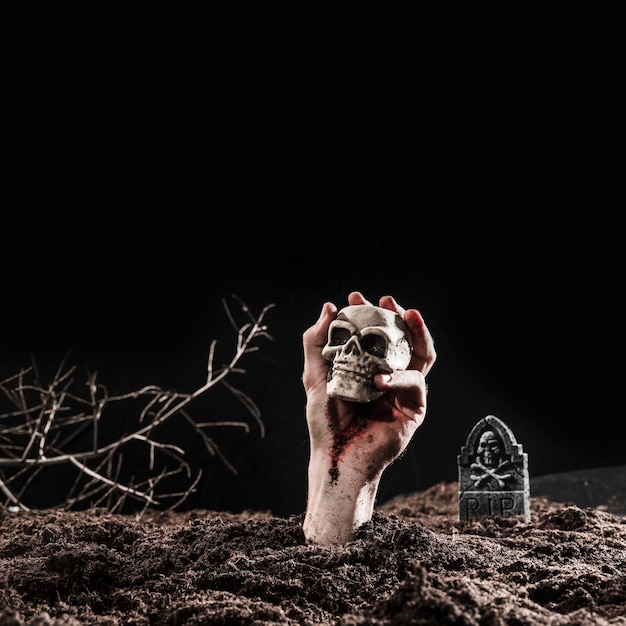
[{"xmin": 332, "ymin": 367, "xmax": 371, "ymax": 380}]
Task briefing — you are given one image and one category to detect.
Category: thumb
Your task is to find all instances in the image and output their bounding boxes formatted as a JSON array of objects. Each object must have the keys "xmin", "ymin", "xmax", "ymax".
[{"xmin": 302, "ymin": 301, "xmax": 337, "ymax": 389}]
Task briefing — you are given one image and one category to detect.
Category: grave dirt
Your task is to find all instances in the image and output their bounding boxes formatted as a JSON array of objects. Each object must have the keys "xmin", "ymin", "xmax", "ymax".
[{"xmin": 1, "ymin": 481, "xmax": 625, "ymax": 625}]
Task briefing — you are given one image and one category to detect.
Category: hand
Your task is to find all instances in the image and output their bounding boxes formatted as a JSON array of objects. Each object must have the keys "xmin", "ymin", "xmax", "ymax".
[{"xmin": 302, "ymin": 291, "xmax": 436, "ymax": 544}]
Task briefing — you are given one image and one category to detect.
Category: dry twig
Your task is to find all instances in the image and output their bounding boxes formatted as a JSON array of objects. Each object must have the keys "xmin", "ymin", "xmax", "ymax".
[{"xmin": 0, "ymin": 295, "xmax": 275, "ymax": 515}]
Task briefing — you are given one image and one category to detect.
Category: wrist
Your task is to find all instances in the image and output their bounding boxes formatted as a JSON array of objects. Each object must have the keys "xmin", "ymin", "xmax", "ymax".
[{"xmin": 303, "ymin": 453, "xmax": 382, "ymax": 545}]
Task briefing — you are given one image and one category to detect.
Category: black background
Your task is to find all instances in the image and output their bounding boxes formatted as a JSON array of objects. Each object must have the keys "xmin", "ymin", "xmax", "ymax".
[
  {"xmin": 1, "ymin": 233, "xmax": 621, "ymax": 516},
  {"xmin": 3, "ymin": 29, "xmax": 621, "ymax": 517}
]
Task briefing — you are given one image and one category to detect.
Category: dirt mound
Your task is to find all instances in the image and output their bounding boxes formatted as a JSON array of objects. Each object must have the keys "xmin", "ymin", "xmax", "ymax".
[{"xmin": 1, "ymin": 482, "xmax": 625, "ymax": 625}]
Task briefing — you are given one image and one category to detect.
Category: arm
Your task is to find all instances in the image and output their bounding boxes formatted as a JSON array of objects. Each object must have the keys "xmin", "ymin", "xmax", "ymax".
[{"xmin": 302, "ymin": 292, "xmax": 436, "ymax": 545}]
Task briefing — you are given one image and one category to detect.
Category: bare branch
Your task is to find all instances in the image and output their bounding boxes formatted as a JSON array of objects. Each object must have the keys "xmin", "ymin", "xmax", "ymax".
[{"xmin": 0, "ymin": 296, "xmax": 275, "ymax": 515}]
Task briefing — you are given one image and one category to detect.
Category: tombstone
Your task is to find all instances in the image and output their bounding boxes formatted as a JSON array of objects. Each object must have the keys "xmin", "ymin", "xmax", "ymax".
[{"xmin": 458, "ymin": 414, "xmax": 530, "ymax": 522}]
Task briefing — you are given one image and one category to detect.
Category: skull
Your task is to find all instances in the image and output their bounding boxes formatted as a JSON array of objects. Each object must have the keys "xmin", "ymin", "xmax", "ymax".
[
  {"xmin": 476, "ymin": 430, "xmax": 501, "ymax": 468},
  {"xmin": 321, "ymin": 304, "xmax": 413, "ymax": 403}
]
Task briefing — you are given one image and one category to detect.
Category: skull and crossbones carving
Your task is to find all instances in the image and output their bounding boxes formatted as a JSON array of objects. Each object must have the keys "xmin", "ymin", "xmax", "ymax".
[
  {"xmin": 321, "ymin": 304, "xmax": 412, "ymax": 403},
  {"xmin": 470, "ymin": 430, "xmax": 513, "ymax": 489}
]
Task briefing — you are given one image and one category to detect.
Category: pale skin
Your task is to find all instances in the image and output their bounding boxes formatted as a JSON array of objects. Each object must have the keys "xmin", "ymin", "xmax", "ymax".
[{"xmin": 302, "ymin": 291, "xmax": 436, "ymax": 545}]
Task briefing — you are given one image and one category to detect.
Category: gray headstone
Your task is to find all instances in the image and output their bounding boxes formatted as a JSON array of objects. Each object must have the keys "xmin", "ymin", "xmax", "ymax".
[{"xmin": 458, "ymin": 414, "xmax": 530, "ymax": 522}]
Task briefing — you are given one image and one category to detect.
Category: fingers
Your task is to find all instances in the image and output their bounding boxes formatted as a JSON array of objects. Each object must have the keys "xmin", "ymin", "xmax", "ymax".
[
  {"xmin": 374, "ymin": 369, "xmax": 428, "ymax": 426},
  {"xmin": 378, "ymin": 295, "xmax": 436, "ymax": 376},
  {"xmin": 302, "ymin": 301, "xmax": 337, "ymax": 390},
  {"xmin": 349, "ymin": 293, "xmax": 404, "ymax": 314},
  {"xmin": 302, "ymin": 301, "xmax": 337, "ymax": 355},
  {"xmin": 404, "ymin": 309, "xmax": 436, "ymax": 376},
  {"xmin": 378, "ymin": 295, "xmax": 405, "ymax": 317},
  {"xmin": 303, "ymin": 292, "xmax": 436, "ymax": 390},
  {"xmin": 375, "ymin": 369, "xmax": 425, "ymax": 395},
  {"xmin": 347, "ymin": 291, "xmax": 372, "ymax": 306}
]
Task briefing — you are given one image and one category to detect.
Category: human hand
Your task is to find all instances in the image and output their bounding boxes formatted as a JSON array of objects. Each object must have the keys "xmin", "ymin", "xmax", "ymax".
[{"xmin": 302, "ymin": 291, "xmax": 436, "ymax": 544}]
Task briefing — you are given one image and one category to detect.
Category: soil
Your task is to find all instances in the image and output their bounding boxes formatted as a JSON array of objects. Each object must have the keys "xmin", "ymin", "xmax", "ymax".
[{"xmin": 1, "ymin": 481, "xmax": 625, "ymax": 626}]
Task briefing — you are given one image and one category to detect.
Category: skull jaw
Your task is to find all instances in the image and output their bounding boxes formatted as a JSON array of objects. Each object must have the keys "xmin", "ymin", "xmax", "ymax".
[{"xmin": 327, "ymin": 370, "xmax": 384, "ymax": 403}]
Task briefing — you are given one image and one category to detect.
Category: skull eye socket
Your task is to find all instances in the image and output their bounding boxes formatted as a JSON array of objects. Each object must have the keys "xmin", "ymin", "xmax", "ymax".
[
  {"xmin": 328, "ymin": 327, "xmax": 352, "ymax": 346},
  {"xmin": 360, "ymin": 334, "xmax": 387, "ymax": 358}
]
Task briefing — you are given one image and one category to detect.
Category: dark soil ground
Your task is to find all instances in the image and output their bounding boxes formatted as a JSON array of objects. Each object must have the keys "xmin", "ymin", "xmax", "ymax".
[{"xmin": 1, "ymin": 478, "xmax": 625, "ymax": 626}]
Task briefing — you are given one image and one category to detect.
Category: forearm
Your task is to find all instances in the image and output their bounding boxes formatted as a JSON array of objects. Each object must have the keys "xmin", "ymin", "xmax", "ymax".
[{"xmin": 303, "ymin": 452, "xmax": 382, "ymax": 545}]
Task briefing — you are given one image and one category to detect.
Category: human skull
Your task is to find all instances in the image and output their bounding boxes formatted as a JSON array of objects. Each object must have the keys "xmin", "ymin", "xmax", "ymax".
[
  {"xmin": 476, "ymin": 430, "xmax": 501, "ymax": 467},
  {"xmin": 321, "ymin": 304, "xmax": 413, "ymax": 403}
]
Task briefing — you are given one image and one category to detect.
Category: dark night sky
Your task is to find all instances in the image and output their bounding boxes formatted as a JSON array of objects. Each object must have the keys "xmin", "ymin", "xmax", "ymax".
[{"xmin": 1, "ymin": 234, "xmax": 621, "ymax": 516}]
